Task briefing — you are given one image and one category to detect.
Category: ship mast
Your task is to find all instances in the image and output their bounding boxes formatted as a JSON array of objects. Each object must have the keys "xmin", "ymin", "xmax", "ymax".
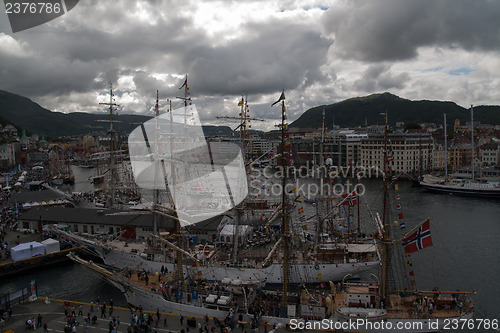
[
  {"xmin": 273, "ymin": 90, "xmax": 289, "ymax": 310},
  {"xmin": 99, "ymin": 82, "xmax": 120, "ymax": 207},
  {"xmin": 470, "ymin": 105, "xmax": 475, "ymax": 181},
  {"xmin": 444, "ymin": 114, "xmax": 448, "ymax": 181},
  {"xmin": 174, "ymin": 75, "xmax": 190, "ymax": 288},
  {"xmin": 153, "ymin": 90, "xmax": 160, "ymax": 235},
  {"xmin": 380, "ymin": 111, "xmax": 391, "ymax": 304}
]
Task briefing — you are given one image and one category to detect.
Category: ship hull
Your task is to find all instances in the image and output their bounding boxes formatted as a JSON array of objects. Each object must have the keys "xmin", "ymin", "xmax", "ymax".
[
  {"xmin": 120, "ymin": 282, "xmax": 287, "ymax": 324},
  {"xmin": 419, "ymin": 182, "xmax": 500, "ymax": 197},
  {"xmin": 96, "ymin": 245, "xmax": 378, "ymax": 284}
]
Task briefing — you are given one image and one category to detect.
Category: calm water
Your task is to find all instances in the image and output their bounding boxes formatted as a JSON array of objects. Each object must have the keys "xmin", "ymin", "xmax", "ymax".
[
  {"xmin": 1, "ymin": 168, "xmax": 498, "ymax": 324},
  {"xmin": 360, "ymin": 179, "xmax": 500, "ymax": 322}
]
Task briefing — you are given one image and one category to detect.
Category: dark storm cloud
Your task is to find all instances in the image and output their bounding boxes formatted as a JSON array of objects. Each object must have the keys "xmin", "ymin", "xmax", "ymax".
[
  {"xmin": 175, "ymin": 20, "xmax": 332, "ymax": 97},
  {"xmin": 0, "ymin": 0, "xmax": 333, "ymax": 105},
  {"xmin": 323, "ymin": 0, "xmax": 500, "ymax": 62}
]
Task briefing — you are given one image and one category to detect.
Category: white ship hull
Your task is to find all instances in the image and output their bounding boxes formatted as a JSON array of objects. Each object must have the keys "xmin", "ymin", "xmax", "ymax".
[
  {"xmin": 95, "ymin": 245, "xmax": 378, "ymax": 284},
  {"xmin": 118, "ymin": 282, "xmax": 289, "ymax": 326}
]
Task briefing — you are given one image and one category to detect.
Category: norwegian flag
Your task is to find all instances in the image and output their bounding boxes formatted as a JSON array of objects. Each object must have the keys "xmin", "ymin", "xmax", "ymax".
[
  {"xmin": 339, "ymin": 191, "xmax": 358, "ymax": 206},
  {"xmin": 402, "ymin": 219, "xmax": 433, "ymax": 254}
]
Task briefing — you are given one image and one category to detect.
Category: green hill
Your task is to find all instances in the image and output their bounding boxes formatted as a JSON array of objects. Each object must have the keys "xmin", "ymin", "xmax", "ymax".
[
  {"xmin": 0, "ymin": 90, "xmax": 150, "ymax": 137},
  {"xmin": 290, "ymin": 92, "xmax": 500, "ymax": 129},
  {"xmin": 0, "ymin": 90, "xmax": 233, "ymax": 138}
]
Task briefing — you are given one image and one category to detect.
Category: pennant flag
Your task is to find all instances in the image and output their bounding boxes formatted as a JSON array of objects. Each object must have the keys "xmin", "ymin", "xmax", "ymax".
[
  {"xmin": 411, "ymin": 280, "xmax": 417, "ymax": 286},
  {"xmin": 398, "ymin": 212, "xmax": 404, "ymax": 219},
  {"xmin": 271, "ymin": 90, "xmax": 285, "ymax": 106},
  {"xmin": 179, "ymin": 76, "xmax": 187, "ymax": 89},
  {"xmin": 388, "ymin": 155, "xmax": 394, "ymax": 162},
  {"xmin": 400, "ymin": 222, "xmax": 406, "ymax": 230},
  {"xmin": 294, "ymin": 195, "xmax": 302, "ymax": 202},
  {"xmin": 395, "ymin": 184, "xmax": 399, "ymax": 191},
  {"xmin": 238, "ymin": 99, "xmax": 243, "ymax": 106},
  {"xmin": 388, "ymin": 166, "xmax": 393, "ymax": 171},
  {"xmin": 298, "ymin": 207, "xmax": 304, "ymax": 214},
  {"xmin": 407, "ymin": 260, "xmax": 413, "ymax": 267},
  {"xmin": 409, "ymin": 270, "xmax": 415, "ymax": 277},
  {"xmin": 392, "ymin": 175, "xmax": 398, "ymax": 181},
  {"xmin": 395, "ymin": 195, "xmax": 400, "ymax": 200},
  {"xmin": 289, "ymin": 186, "xmax": 298, "ymax": 193},
  {"xmin": 402, "ymin": 219, "xmax": 433, "ymax": 254},
  {"xmin": 396, "ymin": 204, "xmax": 402, "ymax": 210},
  {"xmin": 299, "ymin": 215, "xmax": 307, "ymax": 222},
  {"xmin": 302, "ymin": 224, "xmax": 308, "ymax": 230},
  {"xmin": 317, "ymin": 273, "xmax": 323, "ymax": 279}
]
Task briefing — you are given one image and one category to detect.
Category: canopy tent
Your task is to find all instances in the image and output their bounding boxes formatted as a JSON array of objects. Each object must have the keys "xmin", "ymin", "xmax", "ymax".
[
  {"xmin": 42, "ymin": 238, "xmax": 60, "ymax": 254},
  {"xmin": 11, "ymin": 241, "xmax": 45, "ymax": 261}
]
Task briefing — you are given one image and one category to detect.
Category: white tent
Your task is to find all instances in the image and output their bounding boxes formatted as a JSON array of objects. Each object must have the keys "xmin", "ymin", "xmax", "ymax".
[
  {"xmin": 11, "ymin": 241, "xmax": 45, "ymax": 261},
  {"xmin": 42, "ymin": 238, "xmax": 60, "ymax": 254}
]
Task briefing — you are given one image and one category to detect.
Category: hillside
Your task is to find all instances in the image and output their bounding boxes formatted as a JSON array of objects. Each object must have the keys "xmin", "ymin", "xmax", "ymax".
[
  {"xmin": 0, "ymin": 90, "xmax": 233, "ymax": 138},
  {"xmin": 290, "ymin": 92, "xmax": 500, "ymax": 129}
]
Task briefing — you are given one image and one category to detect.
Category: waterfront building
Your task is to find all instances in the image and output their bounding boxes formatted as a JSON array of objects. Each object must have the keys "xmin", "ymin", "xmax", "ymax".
[{"xmin": 359, "ymin": 132, "xmax": 432, "ymax": 176}]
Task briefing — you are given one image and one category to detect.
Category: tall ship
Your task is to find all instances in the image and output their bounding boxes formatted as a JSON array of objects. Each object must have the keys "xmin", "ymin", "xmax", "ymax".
[
  {"xmin": 332, "ymin": 112, "xmax": 474, "ymax": 332},
  {"xmin": 419, "ymin": 106, "xmax": 500, "ymax": 197},
  {"xmin": 59, "ymin": 81, "xmax": 380, "ymax": 284},
  {"xmin": 68, "ymin": 104, "xmax": 474, "ymax": 331}
]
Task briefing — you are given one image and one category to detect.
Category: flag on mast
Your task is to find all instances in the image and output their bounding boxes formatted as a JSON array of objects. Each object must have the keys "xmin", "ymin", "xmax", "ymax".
[
  {"xmin": 179, "ymin": 75, "xmax": 187, "ymax": 89},
  {"xmin": 271, "ymin": 90, "xmax": 285, "ymax": 106},
  {"xmin": 402, "ymin": 219, "xmax": 433, "ymax": 254}
]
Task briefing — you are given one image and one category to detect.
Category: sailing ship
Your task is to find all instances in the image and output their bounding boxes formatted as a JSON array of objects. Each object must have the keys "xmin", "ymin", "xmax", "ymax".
[
  {"xmin": 332, "ymin": 113, "xmax": 475, "ymax": 332},
  {"xmin": 67, "ymin": 97, "xmax": 474, "ymax": 331},
  {"xmin": 419, "ymin": 106, "xmax": 500, "ymax": 197},
  {"xmin": 66, "ymin": 89, "xmax": 343, "ymax": 326},
  {"xmin": 59, "ymin": 81, "xmax": 380, "ymax": 284}
]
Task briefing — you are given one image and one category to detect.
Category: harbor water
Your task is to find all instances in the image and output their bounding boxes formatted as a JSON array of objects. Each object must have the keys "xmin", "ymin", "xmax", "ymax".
[{"xmin": 1, "ymin": 166, "xmax": 499, "ymax": 327}]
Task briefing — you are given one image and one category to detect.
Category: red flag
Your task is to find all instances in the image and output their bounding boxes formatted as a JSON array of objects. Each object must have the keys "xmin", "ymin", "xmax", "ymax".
[
  {"xmin": 340, "ymin": 192, "xmax": 358, "ymax": 206},
  {"xmin": 179, "ymin": 76, "xmax": 187, "ymax": 89},
  {"xmin": 398, "ymin": 212, "xmax": 404, "ymax": 219},
  {"xmin": 402, "ymin": 219, "xmax": 433, "ymax": 254},
  {"xmin": 409, "ymin": 270, "xmax": 415, "ymax": 277}
]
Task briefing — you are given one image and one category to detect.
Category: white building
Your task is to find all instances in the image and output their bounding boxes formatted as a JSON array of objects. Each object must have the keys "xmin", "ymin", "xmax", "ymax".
[{"xmin": 359, "ymin": 133, "xmax": 433, "ymax": 176}]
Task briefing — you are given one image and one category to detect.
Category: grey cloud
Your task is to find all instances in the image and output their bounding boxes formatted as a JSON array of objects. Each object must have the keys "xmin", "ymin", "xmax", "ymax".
[
  {"xmin": 354, "ymin": 64, "xmax": 408, "ymax": 91},
  {"xmin": 323, "ymin": 0, "xmax": 500, "ymax": 62},
  {"xmin": 184, "ymin": 21, "xmax": 332, "ymax": 96}
]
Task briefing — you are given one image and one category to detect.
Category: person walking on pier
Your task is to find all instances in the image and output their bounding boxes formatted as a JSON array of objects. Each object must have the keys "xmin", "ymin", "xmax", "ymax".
[
  {"xmin": 101, "ymin": 302, "xmax": 107, "ymax": 318},
  {"xmin": 43, "ymin": 323, "xmax": 48, "ymax": 333},
  {"xmin": 37, "ymin": 314, "xmax": 43, "ymax": 328}
]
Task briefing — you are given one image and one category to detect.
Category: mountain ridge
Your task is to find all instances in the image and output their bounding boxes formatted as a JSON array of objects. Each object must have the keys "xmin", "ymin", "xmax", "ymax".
[
  {"xmin": 0, "ymin": 90, "xmax": 234, "ymax": 138},
  {"xmin": 290, "ymin": 92, "xmax": 500, "ymax": 129}
]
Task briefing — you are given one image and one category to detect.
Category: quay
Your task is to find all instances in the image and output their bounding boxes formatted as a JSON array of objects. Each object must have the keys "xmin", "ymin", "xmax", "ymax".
[{"xmin": 1, "ymin": 298, "xmax": 288, "ymax": 333}]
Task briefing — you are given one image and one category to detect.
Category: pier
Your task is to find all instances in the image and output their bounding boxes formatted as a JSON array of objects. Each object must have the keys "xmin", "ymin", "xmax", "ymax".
[{"xmin": 1, "ymin": 298, "xmax": 287, "ymax": 333}]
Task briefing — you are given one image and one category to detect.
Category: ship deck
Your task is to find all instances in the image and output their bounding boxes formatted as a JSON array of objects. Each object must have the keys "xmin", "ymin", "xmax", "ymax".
[{"xmin": 333, "ymin": 288, "xmax": 473, "ymax": 320}]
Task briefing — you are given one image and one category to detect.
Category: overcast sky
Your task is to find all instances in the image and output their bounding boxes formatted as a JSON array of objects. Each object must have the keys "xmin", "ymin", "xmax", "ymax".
[{"xmin": 1, "ymin": 0, "xmax": 499, "ymax": 130}]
